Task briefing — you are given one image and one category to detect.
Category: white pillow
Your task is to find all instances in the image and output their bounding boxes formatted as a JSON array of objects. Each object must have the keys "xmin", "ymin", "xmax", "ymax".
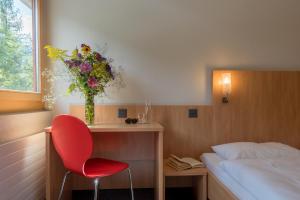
[
  {"xmin": 257, "ymin": 142, "xmax": 300, "ymax": 159},
  {"xmin": 212, "ymin": 142, "xmax": 259, "ymax": 160},
  {"xmin": 212, "ymin": 142, "xmax": 300, "ymax": 160}
]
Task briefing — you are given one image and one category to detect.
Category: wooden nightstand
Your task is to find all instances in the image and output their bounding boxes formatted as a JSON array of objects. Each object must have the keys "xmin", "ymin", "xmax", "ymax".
[{"xmin": 164, "ymin": 160, "xmax": 208, "ymax": 200}]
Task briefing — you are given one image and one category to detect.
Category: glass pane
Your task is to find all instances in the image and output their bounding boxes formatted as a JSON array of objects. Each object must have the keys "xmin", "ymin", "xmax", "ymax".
[{"xmin": 0, "ymin": 0, "xmax": 37, "ymax": 92}]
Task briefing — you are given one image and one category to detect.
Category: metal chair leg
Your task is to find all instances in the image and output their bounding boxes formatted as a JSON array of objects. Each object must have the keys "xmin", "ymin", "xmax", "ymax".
[
  {"xmin": 94, "ymin": 178, "xmax": 100, "ymax": 200},
  {"xmin": 58, "ymin": 171, "xmax": 71, "ymax": 200},
  {"xmin": 127, "ymin": 168, "xmax": 134, "ymax": 200}
]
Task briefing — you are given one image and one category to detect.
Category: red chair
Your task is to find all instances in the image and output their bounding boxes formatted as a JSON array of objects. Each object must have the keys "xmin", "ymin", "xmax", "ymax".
[{"xmin": 51, "ymin": 115, "xmax": 134, "ymax": 200}]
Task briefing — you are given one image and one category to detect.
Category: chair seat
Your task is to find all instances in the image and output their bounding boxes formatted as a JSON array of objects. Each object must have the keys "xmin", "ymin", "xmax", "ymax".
[{"xmin": 83, "ymin": 158, "xmax": 129, "ymax": 178}]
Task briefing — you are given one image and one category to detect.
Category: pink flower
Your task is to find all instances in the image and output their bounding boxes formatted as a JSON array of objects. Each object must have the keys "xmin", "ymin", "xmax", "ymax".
[
  {"xmin": 88, "ymin": 77, "xmax": 98, "ymax": 88},
  {"xmin": 80, "ymin": 62, "xmax": 92, "ymax": 73}
]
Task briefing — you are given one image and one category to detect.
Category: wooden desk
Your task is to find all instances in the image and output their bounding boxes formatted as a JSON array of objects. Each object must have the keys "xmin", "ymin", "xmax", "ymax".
[{"xmin": 45, "ymin": 123, "xmax": 164, "ymax": 200}]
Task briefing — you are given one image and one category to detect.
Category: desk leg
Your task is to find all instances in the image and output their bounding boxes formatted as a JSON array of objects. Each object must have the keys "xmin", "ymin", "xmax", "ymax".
[
  {"xmin": 156, "ymin": 131, "xmax": 164, "ymax": 200},
  {"xmin": 46, "ymin": 133, "xmax": 72, "ymax": 200}
]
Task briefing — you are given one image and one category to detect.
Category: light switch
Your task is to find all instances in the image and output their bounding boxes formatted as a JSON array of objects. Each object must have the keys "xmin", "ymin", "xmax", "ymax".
[
  {"xmin": 118, "ymin": 108, "xmax": 127, "ymax": 118},
  {"xmin": 188, "ymin": 109, "xmax": 198, "ymax": 118}
]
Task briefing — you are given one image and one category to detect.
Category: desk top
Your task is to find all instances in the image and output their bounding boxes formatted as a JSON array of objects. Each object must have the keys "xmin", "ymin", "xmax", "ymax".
[{"xmin": 45, "ymin": 122, "xmax": 164, "ymax": 133}]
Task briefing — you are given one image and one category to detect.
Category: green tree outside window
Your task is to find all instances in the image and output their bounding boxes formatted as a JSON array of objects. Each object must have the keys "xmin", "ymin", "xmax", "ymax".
[{"xmin": 0, "ymin": 0, "xmax": 36, "ymax": 92}]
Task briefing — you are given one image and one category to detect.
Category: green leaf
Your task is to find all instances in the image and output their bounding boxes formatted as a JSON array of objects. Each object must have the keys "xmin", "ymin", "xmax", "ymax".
[
  {"xmin": 71, "ymin": 48, "xmax": 79, "ymax": 59},
  {"xmin": 66, "ymin": 83, "xmax": 76, "ymax": 95}
]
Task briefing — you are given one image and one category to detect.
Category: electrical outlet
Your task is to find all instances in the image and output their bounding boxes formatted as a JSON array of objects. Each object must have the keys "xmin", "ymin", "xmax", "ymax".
[
  {"xmin": 118, "ymin": 108, "xmax": 127, "ymax": 118},
  {"xmin": 188, "ymin": 109, "xmax": 198, "ymax": 118}
]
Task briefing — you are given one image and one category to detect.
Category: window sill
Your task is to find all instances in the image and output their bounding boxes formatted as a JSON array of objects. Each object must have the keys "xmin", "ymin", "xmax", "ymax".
[
  {"xmin": 0, "ymin": 109, "xmax": 51, "ymax": 116},
  {"xmin": 0, "ymin": 90, "xmax": 44, "ymax": 113}
]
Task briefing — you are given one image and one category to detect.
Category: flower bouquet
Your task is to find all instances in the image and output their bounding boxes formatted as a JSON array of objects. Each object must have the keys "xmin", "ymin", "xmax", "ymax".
[{"xmin": 45, "ymin": 44, "xmax": 118, "ymax": 125}]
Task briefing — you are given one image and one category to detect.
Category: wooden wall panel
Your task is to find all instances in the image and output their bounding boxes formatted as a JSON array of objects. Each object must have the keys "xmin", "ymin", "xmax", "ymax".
[
  {"xmin": 151, "ymin": 106, "xmax": 213, "ymax": 158},
  {"xmin": 70, "ymin": 105, "xmax": 213, "ymax": 158},
  {"xmin": 213, "ymin": 70, "xmax": 300, "ymax": 148},
  {"xmin": 70, "ymin": 105, "xmax": 137, "ymax": 124},
  {"xmin": 0, "ymin": 110, "xmax": 52, "ymax": 144},
  {"xmin": 0, "ymin": 133, "xmax": 46, "ymax": 200}
]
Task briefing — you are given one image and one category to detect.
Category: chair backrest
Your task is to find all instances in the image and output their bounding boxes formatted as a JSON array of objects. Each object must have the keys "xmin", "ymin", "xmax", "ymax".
[{"xmin": 51, "ymin": 115, "xmax": 93, "ymax": 174}]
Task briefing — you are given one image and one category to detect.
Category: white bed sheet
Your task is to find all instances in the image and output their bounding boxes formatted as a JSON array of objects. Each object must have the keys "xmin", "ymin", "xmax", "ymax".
[
  {"xmin": 220, "ymin": 157, "xmax": 300, "ymax": 200},
  {"xmin": 201, "ymin": 153, "xmax": 257, "ymax": 200}
]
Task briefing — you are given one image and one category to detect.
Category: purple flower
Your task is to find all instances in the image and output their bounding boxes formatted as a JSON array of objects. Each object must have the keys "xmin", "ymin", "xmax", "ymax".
[
  {"xmin": 73, "ymin": 60, "xmax": 82, "ymax": 66},
  {"xmin": 77, "ymin": 53, "xmax": 82, "ymax": 58},
  {"xmin": 88, "ymin": 77, "xmax": 98, "ymax": 88},
  {"xmin": 64, "ymin": 59, "xmax": 82, "ymax": 68},
  {"xmin": 80, "ymin": 62, "xmax": 92, "ymax": 73},
  {"xmin": 64, "ymin": 60, "xmax": 72, "ymax": 66}
]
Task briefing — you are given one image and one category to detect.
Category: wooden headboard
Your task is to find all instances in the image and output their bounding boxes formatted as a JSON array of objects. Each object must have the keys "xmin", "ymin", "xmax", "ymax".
[
  {"xmin": 70, "ymin": 70, "xmax": 300, "ymax": 158},
  {"xmin": 212, "ymin": 70, "xmax": 300, "ymax": 148}
]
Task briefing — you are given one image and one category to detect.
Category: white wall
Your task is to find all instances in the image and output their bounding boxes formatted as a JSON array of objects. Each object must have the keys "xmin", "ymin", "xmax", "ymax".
[{"xmin": 44, "ymin": 0, "xmax": 300, "ymax": 113}]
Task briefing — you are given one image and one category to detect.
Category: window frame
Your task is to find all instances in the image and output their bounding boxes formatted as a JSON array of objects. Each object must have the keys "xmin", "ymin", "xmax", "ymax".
[{"xmin": 0, "ymin": 0, "xmax": 44, "ymax": 113}]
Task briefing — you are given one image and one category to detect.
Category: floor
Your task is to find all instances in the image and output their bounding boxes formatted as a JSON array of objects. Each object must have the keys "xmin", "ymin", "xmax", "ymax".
[{"xmin": 73, "ymin": 187, "xmax": 194, "ymax": 200}]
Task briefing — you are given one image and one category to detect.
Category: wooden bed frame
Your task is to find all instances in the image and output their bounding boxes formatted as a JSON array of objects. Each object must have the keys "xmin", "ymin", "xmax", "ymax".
[{"xmin": 207, "ymin": 170, "xmax": 238, "ymax": 200}]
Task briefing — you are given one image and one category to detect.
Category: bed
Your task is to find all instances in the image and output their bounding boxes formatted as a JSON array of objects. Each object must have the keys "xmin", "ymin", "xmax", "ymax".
[
  {"xmin": 201, "ymin": 153, "xmax": 255, "ymax": 200},
  {"xmin": 201, "ymin": 143, "xmax": 300, "ymax": 200}
]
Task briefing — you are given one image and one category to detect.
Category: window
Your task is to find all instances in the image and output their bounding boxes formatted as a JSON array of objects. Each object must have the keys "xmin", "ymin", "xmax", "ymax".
[
  {"xmin": 0, "ymin": 0, "xmax": 40, "ymax": 92},
  {"xmin": 0, "ymin": 0, "xmax": 43, "ymax": 113}
]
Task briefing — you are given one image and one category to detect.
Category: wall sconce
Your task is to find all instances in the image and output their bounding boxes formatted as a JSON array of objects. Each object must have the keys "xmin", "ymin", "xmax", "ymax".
[{"xmin": 221, "ymin": 73, "xmax": 231, "ymax": 103}]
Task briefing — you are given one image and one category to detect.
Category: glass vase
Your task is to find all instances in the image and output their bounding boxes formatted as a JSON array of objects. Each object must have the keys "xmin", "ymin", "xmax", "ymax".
[{"xmin": 85, "ymin": 94, "xmax": 95, "ymax": 125}]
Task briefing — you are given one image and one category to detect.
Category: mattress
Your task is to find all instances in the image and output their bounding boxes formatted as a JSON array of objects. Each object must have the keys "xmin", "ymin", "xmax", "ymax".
[{"xmin": 201, "ymin": 153, "xmax": 256, "ymax": 200}]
